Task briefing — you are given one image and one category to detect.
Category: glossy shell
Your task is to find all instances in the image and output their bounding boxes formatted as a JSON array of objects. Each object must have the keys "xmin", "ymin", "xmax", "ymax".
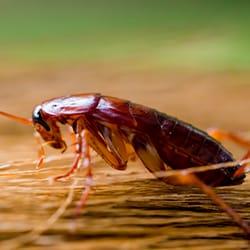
[
  {"xmin": 41, "ymin": 94, "xmax": 101, "ymax": 116},
  {"xmin": 39, "ymin": 93, "xmax": 245, "ymax": 186}
]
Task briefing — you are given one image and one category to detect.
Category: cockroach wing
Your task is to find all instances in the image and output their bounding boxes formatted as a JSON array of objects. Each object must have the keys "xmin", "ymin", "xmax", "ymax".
[{"xmin": 128, "ymin": 133, "xmax": 166, "ymax": 175}]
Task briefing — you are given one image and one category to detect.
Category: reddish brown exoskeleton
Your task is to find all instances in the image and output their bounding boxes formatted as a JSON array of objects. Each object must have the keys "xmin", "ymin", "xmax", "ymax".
[{"xmin": 0, "ymin": 93, "xmax": 249, "ymax": 237}]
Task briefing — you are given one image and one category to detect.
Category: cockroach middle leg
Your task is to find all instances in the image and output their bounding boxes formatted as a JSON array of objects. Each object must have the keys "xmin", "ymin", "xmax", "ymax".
[
  {"xmin": 96, "ymin": 124, "xmax": 128, "ymax": 168},
  {"xmin": 234, "ymin": 150, "xmax": 250, "ymax": 178},
  {"xmin": 75, "ymin": 126, "xmax": 128, "ymax": 212},
  {"xmin": 74, "ymin": 124, "xmax": 138, "ymax": 213},
  {"xmin": 207, "ymin": 128, "xmax": 250, "ymax": 149},
  {"xmin": 76, "ymin": 130, "xmax": 93, "ymax": 212},
  {"xmin": 83, "ymin": 119, "xmax": 128, "ymax": 170}
]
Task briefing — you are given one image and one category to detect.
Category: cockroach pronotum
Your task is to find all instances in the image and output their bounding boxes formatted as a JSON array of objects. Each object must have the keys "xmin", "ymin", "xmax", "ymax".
[{"xmin": 0, "ymin": 93, "xmax": 249, "ymax": 238}]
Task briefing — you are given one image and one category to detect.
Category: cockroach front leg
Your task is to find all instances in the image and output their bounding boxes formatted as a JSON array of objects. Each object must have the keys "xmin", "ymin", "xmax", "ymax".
[
  {"xmin": 34, "ymin": 132, "xmax": 46, "ymax": 169},
  {"xmin": 98, "ymin": 123, "xmax": 136, "ymax": 162},
  {"xmin": 83, "ymin": 119, "xmax": 129, "ymax": 170},
  {"xmin": 207, "ymin": 128, "xmax": 250, "ymax": 177}
]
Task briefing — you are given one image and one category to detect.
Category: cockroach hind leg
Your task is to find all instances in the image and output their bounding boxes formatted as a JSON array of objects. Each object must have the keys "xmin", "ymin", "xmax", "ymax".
[
  {"xmin": 233, "ymin": 150, "xmax": 250, "ymax": 178},
  {"xmin": 207, "ymin": 128, "xmax": 250, "ymax": 177},
  {"xmin": 207, "ymin": 128, "xmax": 250, "ymax": 149},
  {"xmin": 75, "ymin": 130, "xmax": 94, "ymax": 214},
  {"xmin": 68, "ymin": 125, "xmax": 78, "ymax": 153},
  {"xmin": 164, "ymin": 172, "xmax": 250, "ymax": 238}
]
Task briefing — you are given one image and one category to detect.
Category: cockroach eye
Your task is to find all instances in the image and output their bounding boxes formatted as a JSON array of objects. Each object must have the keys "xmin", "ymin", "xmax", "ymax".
[{"xmin": 32, "ymin": 106, "xmax": 51, "ymax": 131}]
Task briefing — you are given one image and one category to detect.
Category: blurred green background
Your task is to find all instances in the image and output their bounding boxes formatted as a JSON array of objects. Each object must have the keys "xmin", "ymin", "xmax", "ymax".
[{"xmin": 1, "ymin": 0, "xmax": 250, "ymax": 71}]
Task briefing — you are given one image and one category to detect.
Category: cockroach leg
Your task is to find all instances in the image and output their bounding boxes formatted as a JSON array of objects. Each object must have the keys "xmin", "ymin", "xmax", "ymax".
[
  {"xmin": 97, "ymin": 124, "xmax": 128, "ymax": 165},
  {"xmin": 54, "ymin": 152, "xmax": 82, "ymax": 181},
  {"xmin": 207, "ymin": 128, "xmax": 250, "ymax": 178},
  {"xmin": 76, "ymin": 174, "xmax": 92, "ymax": 214},
  {"xmin": 207, "ymin": 128, "xmax": 250, "ymax": 149},
  {"xmin": 126, "ymin": 143, "xmax": 137, "ymax": 161},
  {"xmin": 75, "ymin": 130, "xmax": 93, "ymax": 213},
  {"xmin": 2, "ymin": 95, "xmax": 249, "ymax": 236},
  {"xmin": 194, "ymin": 177, "xmax": 250, "ymax": 238},
  {"xmin": 99, "ymin": 123, "xmax": 136, "ymax": 162},
  {"xmin": 162, "ymin": 172, "xmax": 250, "ymax": 238},
  {"xmin": 88, "ymin": 130, "xmax": 127, "ymax": 170},
  {"xmin": 83, "ymin": 120, "xmax": 128, "ymax": 170},
  {"xmin": 234, "ymin": 150, "xmax": 250, "ymax": 178},
  {"xmin": 54, "ymin": 132, "xmax": 83, "ymax": 181},
  {"xmin": 75, "ymin": 127, "xmax": 129, "ymax": 213},
  {"xmin": 81, "ymin": 129, "xmax": 92, "ymax": 169}
]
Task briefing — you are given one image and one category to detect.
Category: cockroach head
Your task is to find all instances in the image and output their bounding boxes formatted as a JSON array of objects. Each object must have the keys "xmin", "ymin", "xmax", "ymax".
[
  {"xmin": 32, "ymin": 105, "xmax": 66, "ymax": 152},
  {"xmin": 32, "ymin": 105, "xmax": 50, "ymax": 131}
]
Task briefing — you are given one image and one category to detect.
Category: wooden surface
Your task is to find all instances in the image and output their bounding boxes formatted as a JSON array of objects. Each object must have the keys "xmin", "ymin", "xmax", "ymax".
[{"xmin": 0, "ymin": 66, "xmax": 250, "ymax": 249}]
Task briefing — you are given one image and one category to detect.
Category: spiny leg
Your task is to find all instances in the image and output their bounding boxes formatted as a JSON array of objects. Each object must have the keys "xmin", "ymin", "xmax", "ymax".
[
  {"xmin": 207, "ymin": 128, "xmax": 250, "ymax": 178},
  {"xmin": 234, "ymin": 150, "xmax": 250, "ymax": 178},
  {"xmin": 75, "ymin": 127, "xmax": 129, "ymax": 213},
  {"xmin": 75, "ymin": 130, "xmax": 93, "ymax": 213},
  {"xmin": 56, "ymin": 117, "xmax": 130, "ymax": 211},
  {"xmin": 54, "ymin": 132, "xmax": 83, "ymax": 181},
  {"xmin": 82, "ymin": 119, "xmax": 128, "ymax": 170},
  {"xmin": 104, "ymin": 125, "xmax": 137, "ymax": 162},
  {"xmin": 97, "ymin": 124, "xmax": 128, "ymax": 168},
  {"xmin": 97, "ymin": 122, "xmax": 136, "ymax": 162},
  {"xmin": 64, "ymin": 117, "xmax": 130, "ymax": 212},
  {"xmin": 193, "ymin": 176, "xmax": 250, "ymax": 238},
  {"xmin": 207, "ymin": 128, "xmax": 250, "ymax": 148},
  {"xmin": 164, "ymin": 172, "xmax": 250, "ymax": 238}
]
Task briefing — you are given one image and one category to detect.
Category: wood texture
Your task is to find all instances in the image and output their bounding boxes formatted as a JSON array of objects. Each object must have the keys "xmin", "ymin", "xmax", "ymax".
[{"xmin": 0, "ymin": 67, "xmax": 250, "ymax": 249}]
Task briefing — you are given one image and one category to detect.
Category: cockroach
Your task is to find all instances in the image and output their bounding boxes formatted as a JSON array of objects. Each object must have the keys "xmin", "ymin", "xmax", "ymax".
[{"xmin": 0, "ymin": 93, "xmax": 249, "ymax": 237}]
